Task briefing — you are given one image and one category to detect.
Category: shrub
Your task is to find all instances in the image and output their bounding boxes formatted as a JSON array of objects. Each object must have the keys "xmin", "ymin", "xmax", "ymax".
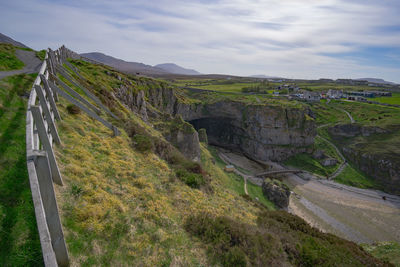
[
  {"xmin": 175, "ymin": 168, "xmax": 205, "ymax": 188},
  {"xmin": 185, "ymin": 212, "xmax": 387, "ymax": 267},
  {"xmin": 67, "ymin": 104, "xmax": 81, "ymax": 114},
  {"xmin": 132, "ymin": 134, "xmax": 153, "ymax": 152}
]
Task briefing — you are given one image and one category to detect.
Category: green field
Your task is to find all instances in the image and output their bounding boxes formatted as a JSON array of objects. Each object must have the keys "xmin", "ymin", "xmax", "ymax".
[
  {"xmin": 0, "ymin": 73, "xmax": 43, "ymax": 266},
  {"xmin": 192, "ymin": 82, "xmax": 263, "ymax": 93},
  {"xmin": 372, "ymin": 92, "xmax": 400, "ymax": 105},
  {"xmin": 334, "ymin": 163, "xmax": 380, "ymax": 189},
  {"xmin": 328, "ymin": 100, "xmax": 400, "ymax": 126}
]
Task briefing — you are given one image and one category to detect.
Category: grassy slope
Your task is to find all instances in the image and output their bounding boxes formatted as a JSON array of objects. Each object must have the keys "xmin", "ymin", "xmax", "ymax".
[
  {"xmin": 372, "ymin": 93, "xmax": 400, "ymax": 105},
  {"xmin": 334, "ymin": 163, "xmax": 379, "ymax": 189},
  {"xmin": 284, "ymin": 136, "xmax": 342, "ymax": 177},
  {"xmin": 0, "ymin": 73, "xmax": 43, "ymax": 266},
  {"xmin": 0, "ymin": 43, "xmax": 25, "ymax": 71},
  {"xmin": 327, "ymin": 101, "xmax": 400, "ymax": 188},
  {"xmin": 54, "ymin": 97, "xmax": 261, "ymax": 266},
  {"xmin": 207, "ymin": 146, "xmax": 276, "ymax": 210},
  {"xmin": 306, "ymin": 101, "xmax": 387, "ymax": 189},
  {"xmin": 51, "ymin": 60, "xmax": 391, "ymax": 266},
  {"xmin": 362, "ymin": 242, "xmax": 400, "ymax": 267}
]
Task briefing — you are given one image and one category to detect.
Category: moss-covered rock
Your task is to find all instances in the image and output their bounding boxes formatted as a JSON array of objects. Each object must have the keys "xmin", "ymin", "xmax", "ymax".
[
  {"xmin": 198, "ymin": 128, "xmax": 208, "ymax": 144},
  {"xmin": 262, "ymin": 178, "xmax": 291, "ymax": 209}
]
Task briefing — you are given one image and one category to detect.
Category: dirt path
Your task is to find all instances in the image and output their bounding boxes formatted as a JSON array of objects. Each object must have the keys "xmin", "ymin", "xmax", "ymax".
[
  {"xmin": 218, "ymin": 151, "xmax": 252, "ymax": 195},
  {"xmin": 315, "ymin": 135, "xmax": 348, "ymax": 179},
  {"xmin": 340, "ymin": 108, "xmax": 355, "ymax": 123},
  {"xmin": 0, "ymin": 49, "xmax": 42, "ymax": 80}
]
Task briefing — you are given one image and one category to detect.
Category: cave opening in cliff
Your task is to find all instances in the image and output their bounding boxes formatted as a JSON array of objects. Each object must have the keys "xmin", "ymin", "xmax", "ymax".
[{"xmin": 188, "ymin": 117, "xmax": 246, "ymax": 150}]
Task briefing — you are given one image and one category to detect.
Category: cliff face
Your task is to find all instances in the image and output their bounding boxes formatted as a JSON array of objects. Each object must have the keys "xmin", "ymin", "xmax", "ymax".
[
  {"xmin": 113, "ymin": 84, "xmax": 316, "ymax": 162},
  {"xmin": 342, "ymin": 146, "xmax": 400, "ymax": 195},
  {"xmin": 144, "ymin": 86, "xmax": 316, "ymax": 162},
  {"xmin": 329, "ymin": 124, "xmax": 400, "ymax": 195}
]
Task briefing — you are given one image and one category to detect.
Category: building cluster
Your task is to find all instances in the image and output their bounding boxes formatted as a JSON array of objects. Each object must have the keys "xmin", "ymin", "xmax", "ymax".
[{"xmin": 285, "ymin": 89, "xmax": 392, "ymax": 102}]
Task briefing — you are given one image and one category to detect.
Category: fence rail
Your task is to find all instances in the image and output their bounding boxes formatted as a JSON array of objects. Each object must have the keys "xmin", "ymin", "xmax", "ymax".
[{"xmin": 26, "ymin": 45, "xmax": 120, "ymax": 267}]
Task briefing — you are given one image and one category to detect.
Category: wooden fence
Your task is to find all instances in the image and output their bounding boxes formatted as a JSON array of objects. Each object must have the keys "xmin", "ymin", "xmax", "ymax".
[{"xmin": 26, "ymin": 46, "xmax": 119, "ymax": 267}]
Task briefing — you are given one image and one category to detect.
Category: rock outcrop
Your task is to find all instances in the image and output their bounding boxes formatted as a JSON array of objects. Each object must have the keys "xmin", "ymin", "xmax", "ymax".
[
  {"xmin": 341, "ymin": 146, "xmax": 400, "ymax": 195},
  {"xmin": 198, "ymin": 128, "xmax": 208, "ymax": 144},
  {"xmin": 262, "ymin": 178, "xmax": 291, "ymax": 209},
  {"xmin": 329, "ymin": 123, "xmax": 388, "ymax": 137},
  {"xmin": 163, "ymin": 116, "xmax": 201, "ymax": 162},
  {"xmin": 329, "ymin": 123, "xmax": 400, "ymax": 195},
  {"xmin": 144, "ymin": 86, "xmax": 316, "ymax": 162},
  {"xmin": 114, "ymin": 84, "xmax": 317, "ymax": 162}
]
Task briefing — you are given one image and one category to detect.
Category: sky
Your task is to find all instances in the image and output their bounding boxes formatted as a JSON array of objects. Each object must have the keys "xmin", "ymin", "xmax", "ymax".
[{"xmin": 1, "ymin": 0, "xmax": 400, "ymax": 82}]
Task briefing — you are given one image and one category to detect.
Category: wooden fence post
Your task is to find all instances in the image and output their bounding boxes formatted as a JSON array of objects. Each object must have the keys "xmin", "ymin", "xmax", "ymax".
[
  {"xmin": 34, "ymin": 151, "xmax": 69, "ymax": 267},
  {"xmin": 27, "ymin": 151, "xmax": 59, "ymax": 267},
  {"xmin": 31, "ymin": 106, "xmax": 63, "ymax": 185}
]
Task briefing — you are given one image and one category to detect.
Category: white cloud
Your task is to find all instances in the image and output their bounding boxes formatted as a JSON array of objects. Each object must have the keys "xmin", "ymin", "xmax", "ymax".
[{"xmin": 1, "ymin": 0, "xmax": 399, "ymax": 82}]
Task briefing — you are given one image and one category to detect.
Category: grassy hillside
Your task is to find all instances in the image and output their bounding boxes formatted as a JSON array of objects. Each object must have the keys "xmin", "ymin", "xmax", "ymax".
[
  {"xmin": 0, "ymin": 73, "xmax": 43, "ymax": 266},
  {"xmin": 0, "ymin": 43, "xmax": 25, "ymax": 71},
  {"xmin": 49, "ymin": 59, "xmax": 391, "ymax": 266},
  {"xmin": 306, "ymin": 100, "xmax": 398, "ymax": 191},
  {"xmin": 362, "ymin": 242, "xmax": 400, "ymax": 267}
]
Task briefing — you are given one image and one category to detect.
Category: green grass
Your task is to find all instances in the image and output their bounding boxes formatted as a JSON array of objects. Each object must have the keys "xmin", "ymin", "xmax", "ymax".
[
  {"xmin": 315, "ymin": 136, "xmax": 343, "ymax": 163},
  {"xmin": 329, "ymin": 100, "xmax": 400, "ymax": 127},
  {"xmin": 284, "ymin": 153, "xmax": 334, "ymax": 177},
  {"xmin": 246, "ymin": 181, "xmax": 276, "ymax": 210},
  {"xmin": 0, "ymin": 73, "xmax": 43, "ymax": 266},
  {"xmin": 207, "ymin": 146, "xmax": 245, "ymax": 195},
  {"xmin": 185, "ymin": 211, "xmax": 387, "ymax": 266},
  {"xmin": 334, "ymin": 163, "xmax": 381, "ymax": 189},
  {"xmin": 0, "ymin": 43, "xmax": 25, "ymax": 71},
  {"xmin": 372, "ymin": 93, "xmax": 400, "ymax": 105},
  {"xmin": 193, "ymin": 82, "xmax": 263, "ymax": 93},
  {"xmin": 207, "ymin": 146, "xmax": 275, "ymax": 210},
  {"xmin": 362, "ymin": 241, "xmax": 400, "ymax": 267},
  {"xmin": 308, "ymin": 101, "xmax": 349, "ymax": 125},
  {"xmin": 35, "ymin": 50, "xmax": 46, "ymax": 61},
  {"xmin": 284, "ymin": 136, "xmax": 342, "ymax": 177}
]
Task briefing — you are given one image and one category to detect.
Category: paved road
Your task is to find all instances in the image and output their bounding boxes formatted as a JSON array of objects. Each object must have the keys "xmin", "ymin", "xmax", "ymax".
[{"xmin": 0, "ymin": 49, "xmax": 42, "ymax": 80}]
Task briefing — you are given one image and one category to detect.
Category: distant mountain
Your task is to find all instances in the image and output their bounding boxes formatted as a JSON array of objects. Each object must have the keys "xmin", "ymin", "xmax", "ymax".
[
  {"xmin": 249, "ymin": 74, "xmax": 284, "ymax": 79},
  {"xmin": 155, "ymin": 63, "xmax": 200, "ymax": 75},
  {"xmin": 81, "ymin": 52, "xmax": 201, "ymax": 76},
  {"xmin": 356, "ymin": 78, "xmax": 396, "ymax": 85},
  {"xmin": 80, "ymin": 52, "xmax": 169, "ymax": 75},
  {"xmin": 0, "ymin": 32, "xmax": 29, "ymax": 48}
]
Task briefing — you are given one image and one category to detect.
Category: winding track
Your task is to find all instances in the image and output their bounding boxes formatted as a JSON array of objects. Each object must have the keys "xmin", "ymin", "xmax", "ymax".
[
  {"xmin": 0, "ymin": 49, "xmax": 42, "ymax": 80},
  {"xmin": 314, "ymin": 101, "xmax": 355, "ymax": 179}
]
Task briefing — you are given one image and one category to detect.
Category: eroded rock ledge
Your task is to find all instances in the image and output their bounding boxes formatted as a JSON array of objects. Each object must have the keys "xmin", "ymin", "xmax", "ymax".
[{"xmin": 115, "ymin": 84, "xmax": 316, "ymax": 162}]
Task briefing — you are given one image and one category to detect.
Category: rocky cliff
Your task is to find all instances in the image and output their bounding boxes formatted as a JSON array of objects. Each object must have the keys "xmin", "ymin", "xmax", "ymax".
[
  {"xmin": 144, "ymin": 86, "xmax": 316, "ymax": 162},
  {"xmin": 113, "ymin": 82, "xmax": 316, "ymax": 162},
  {"xmin": 329, "ymin": 124, "xmax": 400, "ymax": 195}
]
